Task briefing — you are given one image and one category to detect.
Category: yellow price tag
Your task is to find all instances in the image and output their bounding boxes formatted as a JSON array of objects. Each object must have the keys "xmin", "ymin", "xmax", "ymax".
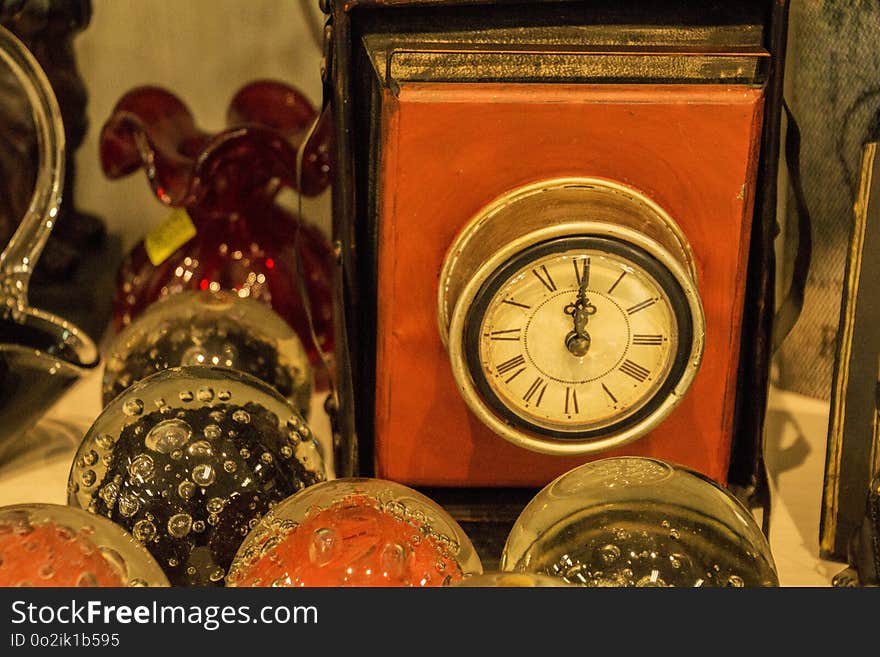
[{"xmin": 144, "ymin": 208, "xmax": 197, "ymax": 266}]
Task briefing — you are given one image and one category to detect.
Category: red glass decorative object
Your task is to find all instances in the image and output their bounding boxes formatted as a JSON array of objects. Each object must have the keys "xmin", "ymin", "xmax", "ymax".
[
  {"xmin": 0, "ymin": 521, "xmax": 125, "ymax": 587},
  {"xmin": 232, "ymin": 498, "xmax": 462, "ymax": 587},
  {"xmin": 226, "ymin": 478, "xmax": 483, "ymax": 587},
  {"xmin": 0, "ymin": 503, "xmax": 169, "ymax": 587},
  {"xmin": 99, "ymin": 81, "xmax": 334, "ymax": 369}
]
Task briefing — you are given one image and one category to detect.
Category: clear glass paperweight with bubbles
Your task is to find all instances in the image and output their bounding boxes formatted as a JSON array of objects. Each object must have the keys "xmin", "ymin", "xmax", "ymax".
[
  {"xmin": 68, "ymin": 366, "xmax": 327, "ymax": 587},
  {"xmin": 0, "ymin": 503, "xmax": 169, "ymax": 587},
  {"xmin": 226, "ymin": 477, "xmax": 483, "ymax": 587},
  {"xmin": 501, "ymin": 457, "xmax": 779, "ymax": 587},
  {"xmin": 101, "ymin": 289, "xmax": 313, "ymax": 419}
]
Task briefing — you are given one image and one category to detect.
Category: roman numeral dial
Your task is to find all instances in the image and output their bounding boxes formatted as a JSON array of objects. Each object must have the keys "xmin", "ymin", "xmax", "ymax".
[{"xmin": 465, "ymin": 233, "xmax": 697, "ymax": 448}]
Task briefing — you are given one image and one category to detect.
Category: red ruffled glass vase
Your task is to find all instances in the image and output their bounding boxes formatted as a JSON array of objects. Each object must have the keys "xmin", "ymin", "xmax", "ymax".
[{"xmin": 99, "ymin": 80, "xmax": 334, "ymax": 383}]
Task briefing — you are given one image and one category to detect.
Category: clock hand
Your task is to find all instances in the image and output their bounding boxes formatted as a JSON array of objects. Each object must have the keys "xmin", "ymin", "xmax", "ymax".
[{"xmin": 564, "ymin": 272, "xmax": 597, "ymax": 357}]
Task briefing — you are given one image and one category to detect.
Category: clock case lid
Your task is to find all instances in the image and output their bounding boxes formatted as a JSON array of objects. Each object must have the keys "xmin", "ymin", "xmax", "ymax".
[{"xmin": 321, "ymin": 0, "xmax": 790, "ymax": 562}]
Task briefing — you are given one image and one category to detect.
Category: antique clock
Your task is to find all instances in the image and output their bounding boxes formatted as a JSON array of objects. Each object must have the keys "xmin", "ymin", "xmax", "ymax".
[
  {"xmin": 322, "ymin": 0, "xmax": 789, "ymax": 528},
  {"xmin": 439, "ymin": 178, "xmax": 704, "ymax": 456}
]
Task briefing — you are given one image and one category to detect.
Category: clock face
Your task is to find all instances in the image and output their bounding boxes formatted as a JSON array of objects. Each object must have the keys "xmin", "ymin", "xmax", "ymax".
[{"xmin": 464, "ymin": 236, "xmax": 693, "ymax": 439}]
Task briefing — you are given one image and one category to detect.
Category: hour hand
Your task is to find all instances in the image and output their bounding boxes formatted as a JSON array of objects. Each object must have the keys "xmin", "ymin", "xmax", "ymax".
[
  {"xmin": 566, "ymin": 328, "xmax": 591, "ymax": 357},
  {"xmin": 564, "ymin": 299, "xmax": 596, "ymax": 357}
]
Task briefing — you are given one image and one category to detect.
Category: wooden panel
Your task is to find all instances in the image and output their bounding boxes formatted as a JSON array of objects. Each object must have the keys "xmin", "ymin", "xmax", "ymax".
[{"xmin": 374, "ymin": 83, "xmax": 765, "ymax": 487}]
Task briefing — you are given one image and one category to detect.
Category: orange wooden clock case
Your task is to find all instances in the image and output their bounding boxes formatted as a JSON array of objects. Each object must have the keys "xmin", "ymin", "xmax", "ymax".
[{"xmin": 372, "ymin": 82, "xmax": 765, "ymax": 488}]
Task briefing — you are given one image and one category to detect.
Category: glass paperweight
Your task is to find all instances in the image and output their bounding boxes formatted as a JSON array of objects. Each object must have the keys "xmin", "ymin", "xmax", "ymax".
[
  {"xmin": 0, "ymin": 503, "xmax": 169, "ymax": 587},
  {"xmin": 101, "ymin": 289, "xmax": 313, "ymax": 418},
  {"xmin": 68, "ymin": 366, "xmax": 327, "ymax": 586},
  {"xmin": 501, "ymin": 457, "xmax": 779, "ymax": 587},
  {"xmin": 452, "ymin": 572, "xmax": 571, "ymax": 587},
  {"xmin": 226, "ymin": 478, "xmax": 483, "ymax": 587}
]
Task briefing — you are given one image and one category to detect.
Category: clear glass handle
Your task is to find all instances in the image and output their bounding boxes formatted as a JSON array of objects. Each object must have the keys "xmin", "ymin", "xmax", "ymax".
[{"xmin": 0, "ymin": 22, "xmax": 65, "ymax": 313}]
